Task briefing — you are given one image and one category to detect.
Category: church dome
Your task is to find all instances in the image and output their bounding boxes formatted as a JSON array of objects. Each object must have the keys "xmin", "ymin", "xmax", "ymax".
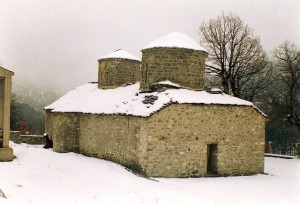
[
  {"xmin": 98, "ymin": 49, "xmax": 141, "ymax": 62},
  {"xmin": 140, "ymin": 32, "xmax": 208, "ymax": 92},
  {"xmin": 98, "ymin": 49, "xmax": 141, "ymax": 89},
  {"xmin": 142, "ymin": 32, "xmax": 207, "ymax": 52}
]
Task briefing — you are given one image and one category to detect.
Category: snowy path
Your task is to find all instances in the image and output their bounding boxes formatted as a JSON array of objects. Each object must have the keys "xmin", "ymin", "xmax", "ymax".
[{"xmin": 0, "ymin": 143, "xmax": 299, "ymax": 204}]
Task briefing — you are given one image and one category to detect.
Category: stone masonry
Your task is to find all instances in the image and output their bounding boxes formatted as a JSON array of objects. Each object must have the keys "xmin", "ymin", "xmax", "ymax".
[
  {"xmin": 139, "ymin": 104, "xmax": 265, "ymax": 177},
  {"xmin": 45, "ymin": 112, "xmax": 79, "ymax": 153},
  {"xmin": 98, "ymin": 58, "xmax": 141, "ymax": 89},
  {"xmin": 45, "ymin": 103, "xmax": 265, "ymax": 177},
  {"xmin": 140, "ymin": 48, "xmax": 207, "ymax": 92},
  {"xmin": 45, "ymin": 32, "xmax": 266, "ymax": 177},
  {"xmin": 45, "ymin": 111, "xmax": 142, "ymax": 170},
  {"xmin": 79, "ymin": 114, "xmax": 141, "ymax": 170}
]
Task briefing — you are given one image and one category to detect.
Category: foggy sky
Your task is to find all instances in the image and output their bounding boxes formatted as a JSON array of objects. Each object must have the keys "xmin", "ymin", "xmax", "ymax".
[{"xmin": 0, "ymin": 0, "xmax": 299, "ymax": 94}]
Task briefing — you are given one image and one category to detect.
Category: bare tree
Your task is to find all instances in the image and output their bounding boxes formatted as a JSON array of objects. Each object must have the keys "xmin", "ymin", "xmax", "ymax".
[
  {"xmin": 200, "ymin": 12, "xmax": 269, "ymax": 101},
  {"xmin": 273, "ymin": 41, "xmax": 300, "ymax": 132}
]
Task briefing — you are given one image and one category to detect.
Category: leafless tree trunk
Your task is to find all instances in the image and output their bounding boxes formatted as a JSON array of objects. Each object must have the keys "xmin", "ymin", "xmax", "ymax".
[
  {"xmin": 273, "ymin": 42, "xmax": 300, "ymax": 132},
  {"xmin": 200, "ymin": 12, "xmax": 269, "ymax": 101}
]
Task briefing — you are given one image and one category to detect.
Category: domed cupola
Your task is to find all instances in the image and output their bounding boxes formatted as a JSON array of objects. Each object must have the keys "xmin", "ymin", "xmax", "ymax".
[
  {"xmin": 140, "ymin": 32, "xmax": 208, "ymax": 92},
  {"xmin": 98, "ymin": 49, "xmax": 141, "ymax": 89}
]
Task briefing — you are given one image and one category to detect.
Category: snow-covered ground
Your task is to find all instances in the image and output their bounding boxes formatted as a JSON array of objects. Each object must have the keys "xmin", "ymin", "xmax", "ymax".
[{"xmin": 0, "ymin": 142, "xmax": 299, "ymax": 204}]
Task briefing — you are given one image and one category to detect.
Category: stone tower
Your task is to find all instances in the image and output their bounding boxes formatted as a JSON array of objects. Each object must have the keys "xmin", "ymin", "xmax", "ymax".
[
  {"xmin": 98, "ymin": 49, "xmax": 141, "ymax": 89},
  {"xmin": 140, "ymin": 32, "xmax": 208, "ymax": 92}
]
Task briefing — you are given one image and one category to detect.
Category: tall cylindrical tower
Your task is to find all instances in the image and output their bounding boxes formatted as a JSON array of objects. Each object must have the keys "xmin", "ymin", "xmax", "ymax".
[{"xmin": 140, "ymin": 32, "xmax": 208, "ymax": 92}]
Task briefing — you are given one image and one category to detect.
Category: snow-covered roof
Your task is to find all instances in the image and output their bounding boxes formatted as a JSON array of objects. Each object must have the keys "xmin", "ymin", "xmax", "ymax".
[
  {"xmin": 0, "ymin": 66, "xmax": 14, "ymax": 76},
  {"xmin": 45, "ymin": 82, "xmax": 264, "ymax": 117},
  {"xmin": 142, "ymin": 32, "xmax": 207, "ymax": 52},
  {"xmin": 98, "ymin": 49, "xmax": 141, "ymax": 62}
]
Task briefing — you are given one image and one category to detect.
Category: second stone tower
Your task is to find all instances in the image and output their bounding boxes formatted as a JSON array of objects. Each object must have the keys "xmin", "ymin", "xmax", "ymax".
[{"xmin": 140, "ymin": 32, "xmax": 208, "ymax": 92}]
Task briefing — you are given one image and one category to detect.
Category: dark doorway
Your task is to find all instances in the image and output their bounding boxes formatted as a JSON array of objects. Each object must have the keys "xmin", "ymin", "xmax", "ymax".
[{"xmin": 207, "ymin": 144, "xmax": 218, "ymax": 174}]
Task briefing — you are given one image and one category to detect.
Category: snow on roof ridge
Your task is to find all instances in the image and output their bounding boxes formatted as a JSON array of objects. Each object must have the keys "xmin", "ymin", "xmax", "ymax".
[
  {"xmin": 142, "ymin": 32, "xmax": 207, "ymax": 52},
  {"xmin": 45, "ymin": 83, "xmax": 266, "ymax": 117},
  {"xmin": 98, "ymin": 49, "xmax": 141, "ymax": 61}
]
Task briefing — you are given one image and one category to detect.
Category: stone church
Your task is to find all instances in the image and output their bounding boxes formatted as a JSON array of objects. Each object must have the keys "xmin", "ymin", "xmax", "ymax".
[{"xmin": 45, "ymin": 32, "xmax": 266, "ymax": 177}]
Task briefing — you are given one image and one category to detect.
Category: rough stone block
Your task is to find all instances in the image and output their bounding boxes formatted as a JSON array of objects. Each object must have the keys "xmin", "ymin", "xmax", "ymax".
[{"xmin": 0, "ymin": 147, "xmax": 14, "ymax": 161}]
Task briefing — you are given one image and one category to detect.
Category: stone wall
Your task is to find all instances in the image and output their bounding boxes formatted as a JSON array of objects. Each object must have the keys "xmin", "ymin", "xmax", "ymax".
[
  {"xmin": 98, "ymin": 59, "xmax": 141, "ymax": 89},
  {"xmin": 45, "ymin": 111, "xmax": 142, "ymax": 170},
  {"xmin": 140, "ymin": 104, "xmax": 265, "ymax": 177},
  {"xmin": 79, "ymin": 114, "xmax": 141, "ymax": 169},
  {"xmin": 45, "ymin": 111, "xmax": 79, "ymax": 153},
  {"xmin": 46, "ymin": 104, "xmax": 265, "ymax": 177},
  {"xmin": 140, "ymin": 48, "xmax": 207, "ymax": 92},
  {"xmin": 20, "ymin": 135, "xmax": 45, "ymax": 145},
  {"xmin": 10, "ymin": 131, "xmax": 21, "ymax": 144},
  {"xmin": 10, "ymin": 131, "xmax": 45, "ymax": 145}
]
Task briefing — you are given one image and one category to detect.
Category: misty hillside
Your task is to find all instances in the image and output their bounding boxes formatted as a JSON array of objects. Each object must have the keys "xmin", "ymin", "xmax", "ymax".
[
  {"xmin": 12, "ymin": 81, "xmax": 61, "ymax": 111},
  {"xmin": 10, "ymin": 81, "xmax": 62, "ymax": 134}
]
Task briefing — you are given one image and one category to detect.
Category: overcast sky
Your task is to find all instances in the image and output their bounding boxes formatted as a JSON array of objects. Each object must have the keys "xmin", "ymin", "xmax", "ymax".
[{"xmin": 0, "ymin": 0, "xmax": 299, "ymax": 94}]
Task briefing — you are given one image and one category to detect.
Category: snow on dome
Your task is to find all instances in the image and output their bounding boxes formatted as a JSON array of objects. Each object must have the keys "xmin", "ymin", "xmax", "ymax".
[
  {"xmin": 98, "ymin": 49, "xmax": 141, "ymax": 61},
  {"xmin": 45, "ymin": 82, "xmax": 264, "ymax": 117},
  {"xmin": 142, "ymin": 32, "xmax": 207, "ymax": 52}
]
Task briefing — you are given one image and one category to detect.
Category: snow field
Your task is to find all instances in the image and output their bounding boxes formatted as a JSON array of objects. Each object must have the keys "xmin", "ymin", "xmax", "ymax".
[{"xmin": 0, "ymin": 142, "xmax": 299, "ymax": 204}]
